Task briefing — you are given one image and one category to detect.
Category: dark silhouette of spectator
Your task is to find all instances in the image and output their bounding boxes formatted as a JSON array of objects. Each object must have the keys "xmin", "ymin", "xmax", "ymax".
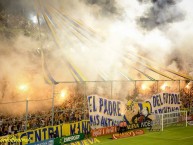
[{"xmin": 119, "ymin": 121, "xmax": 124, "ymax": 134}]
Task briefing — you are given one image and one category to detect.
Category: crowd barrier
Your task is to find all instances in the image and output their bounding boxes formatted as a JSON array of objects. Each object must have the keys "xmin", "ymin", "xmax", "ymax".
[{"xmin": 0, "ymin": 120, "xmax": 90, "ymax": 145}]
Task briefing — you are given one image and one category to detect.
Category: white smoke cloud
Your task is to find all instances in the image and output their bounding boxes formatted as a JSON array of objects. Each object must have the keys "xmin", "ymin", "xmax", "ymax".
[
  {"xmin": 1, "ymin": 0, "xmax": 193, "ymax": 113},
  {"xmin": 40, "ymin": 0, "xmax": 193, "ymax": 81}
]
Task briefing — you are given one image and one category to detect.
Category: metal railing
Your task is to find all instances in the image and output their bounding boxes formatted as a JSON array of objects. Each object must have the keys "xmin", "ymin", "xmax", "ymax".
[{"xmin": 0, "ymin": 80, "xmax": 191, "ymax": 135}]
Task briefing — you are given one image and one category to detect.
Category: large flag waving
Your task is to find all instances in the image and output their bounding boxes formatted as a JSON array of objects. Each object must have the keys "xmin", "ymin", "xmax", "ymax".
[{"xmin": 41, "ymin": 49, "xmax": 58, "ymax": 85}]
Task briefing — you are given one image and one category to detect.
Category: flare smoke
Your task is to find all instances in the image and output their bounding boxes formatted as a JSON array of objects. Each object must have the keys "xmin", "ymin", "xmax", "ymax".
[{"xmin": 0, "ymin": 0, "xmax": 193, "ymax": 113}]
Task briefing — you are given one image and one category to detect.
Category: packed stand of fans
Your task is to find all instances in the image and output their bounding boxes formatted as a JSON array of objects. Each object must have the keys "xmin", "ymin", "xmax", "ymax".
[
  {"xmin": 0, "ymin": 85, "xmax": 193, "ymax": 137},
  {"xmin": 180, "ymin": 83, "xmax": 193, "ymax": 115},
  {"xmin": 0, "ymin": 94, "xmax": 89, "ymax": 137}
]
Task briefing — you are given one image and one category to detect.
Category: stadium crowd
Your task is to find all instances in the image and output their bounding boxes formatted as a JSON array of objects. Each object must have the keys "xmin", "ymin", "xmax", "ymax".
[
  {"xmin": 0, "ymin": 100, "xmax": 89, "ymax": 137},
  {"xmin": 0, "ymin": 84, "xmax": 193, "ymax": 137},
  {"xmin": 1, "ymin": 3, "xmax": 192, "ymax": 139}
]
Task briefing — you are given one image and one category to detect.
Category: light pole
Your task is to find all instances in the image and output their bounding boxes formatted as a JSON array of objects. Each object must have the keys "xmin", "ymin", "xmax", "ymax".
[
  {"xmin": 19, "ymin": 84, "xmax": 29, "ymax": 131},
  {"xmin": 51, "ymin": 85, "xmax": 55, "ymax": 126},
  {"xmin": 25, "ymin": 99, "xmax": 29, "ymax": 131}
]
